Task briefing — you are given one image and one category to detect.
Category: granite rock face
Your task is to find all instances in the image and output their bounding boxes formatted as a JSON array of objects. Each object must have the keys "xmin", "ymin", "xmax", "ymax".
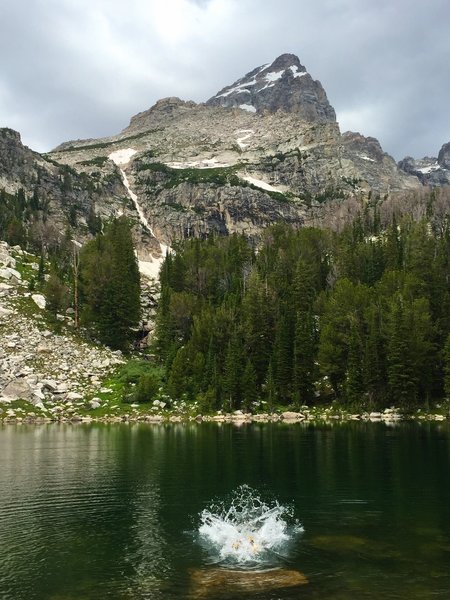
[{"xmin": 438, "ymin": 142, "xmax": 450, "ymax": 169}]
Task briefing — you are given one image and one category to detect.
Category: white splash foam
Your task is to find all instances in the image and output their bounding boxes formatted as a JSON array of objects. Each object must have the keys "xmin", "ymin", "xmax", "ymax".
[{"xmin": 198, "ymin": 485, "xmax": 303, "ymax": 568}]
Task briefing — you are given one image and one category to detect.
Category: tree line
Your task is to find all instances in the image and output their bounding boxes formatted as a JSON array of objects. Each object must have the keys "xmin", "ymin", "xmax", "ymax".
[
  {"xmin": 0, "ymin": 190, "xmax": 141, "ymax": 352},
  {"xmin": 152, "ymin": 192, "xmax": 450, "ymax": 411}
]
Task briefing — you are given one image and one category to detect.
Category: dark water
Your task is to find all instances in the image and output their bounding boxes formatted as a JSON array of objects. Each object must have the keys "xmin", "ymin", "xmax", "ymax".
[{"xmin": 0, "ymin": 421, "xmax": 450, "ymax": 600}]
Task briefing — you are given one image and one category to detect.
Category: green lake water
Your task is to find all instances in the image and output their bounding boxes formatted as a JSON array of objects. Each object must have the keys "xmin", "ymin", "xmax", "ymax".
[{"xmin": 0, "ymin": 421, "xmax": 449, "ymax": 599}]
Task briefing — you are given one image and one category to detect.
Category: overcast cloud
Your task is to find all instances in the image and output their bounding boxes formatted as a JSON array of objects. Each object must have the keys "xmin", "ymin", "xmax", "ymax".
[{"xmin": 0, "ymin": 0, "xmax": 448, "ymax": 159}]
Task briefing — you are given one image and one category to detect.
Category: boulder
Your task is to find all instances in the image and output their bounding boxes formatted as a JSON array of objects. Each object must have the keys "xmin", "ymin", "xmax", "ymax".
[
  {"xmin": 36, "ymin": 343, "xmax": 51, "ymax": 354},
  {"xmin": 369, "ymin": 412, "xmax": 382, "ymax": 419},
  {"xmin": 0, "ymin": 268, "xmax": 12, "ymax": 280},
  {"xmin": 281, "ymin": 411, "xmax": 305, "ymax": 421},
  {"xmin": 31, "ymin": 294, "xmax": 46, "ymax": 309},
  {"xmin": 66, "ymin": 391, "xmax": 83, "ymax": 401},
  {"xmin": 0, "ymin": 282, "xmax": 13, "ymax": 295},
  {"xmin": 0, "ymin": 306, "xmax": 13, "ymax": 318},
  {"xmin": 41, "ymin": 379, "xmax": 58, "ymax": 392},
  {"xmin": 55, "ymin": 383, "xmax": 69, "ymax": 394},
  {"xmin": 1, "ymin": 379, "xmax": 32, "ymax": 400}
]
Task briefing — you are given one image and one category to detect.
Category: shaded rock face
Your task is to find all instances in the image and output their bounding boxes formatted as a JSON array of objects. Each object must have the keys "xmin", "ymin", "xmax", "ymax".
[
  {"xmin": 0, "ymin": 127, "xmax": 130, "ymax": 235},
  {"xmin": 398, "ymin": 141, "xmax": 450, "ymax": 185},
  {"xmin": 438, "ymin": 142, "xmax": 450, "ymax": 169},
  {"xmin": 207, "ymin": 53, "xmax": 336, "ymax": 122}
]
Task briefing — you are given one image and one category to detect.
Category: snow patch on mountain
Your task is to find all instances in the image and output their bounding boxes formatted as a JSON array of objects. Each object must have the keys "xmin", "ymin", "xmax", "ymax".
[
  {"xmin": 167, "ymin": 158, "xmax": 232, "ymax": 169},
  {"xmin": 289, "ymin": 65, "xmax": 307, "ymax": 78},
  {"xmin": 239, "ymin": 104, "xmax": 257, "ymax": 113},
  {"xmin": 108, "ymin": 148, "xmax": 137, "ymax": 166},
  {"xmin": 109, "ymin": 148, "xmax": 170, "ymax": 278},
  {"xmin": 264, "ymin": 70, "xmax": 284, "ymax": 83},
  {"xmin": 241, "ymin": 175, "xmax": 285, "ymax": 193},
  {"xmin": 236, "ymin": 130, "xmax": 254, "ymax": 150},
  {"xmin": 417, "ymin": 163, "xmax": 440, "ymax": 174}
]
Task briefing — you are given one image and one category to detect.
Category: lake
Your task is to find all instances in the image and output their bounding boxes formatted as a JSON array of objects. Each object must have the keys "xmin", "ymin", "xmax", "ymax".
[{"xmin": 0, "ymin": 421, "xmax": 449, "ymax": 599}]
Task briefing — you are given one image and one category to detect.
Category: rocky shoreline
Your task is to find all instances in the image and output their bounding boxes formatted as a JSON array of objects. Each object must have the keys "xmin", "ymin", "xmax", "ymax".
[
  {"xmin": 1, "ymin": 240, "xmax": 449, "ymax": 428},
  {"xmin": 1, "ymin": 407, "xmax": 448, "ymax": 426}
]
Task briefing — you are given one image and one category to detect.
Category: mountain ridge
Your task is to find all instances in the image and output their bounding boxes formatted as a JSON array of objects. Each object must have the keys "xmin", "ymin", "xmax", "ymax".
[{"xmin": 0, "ymin": 53, "xmax": 447, "ymax": 269}]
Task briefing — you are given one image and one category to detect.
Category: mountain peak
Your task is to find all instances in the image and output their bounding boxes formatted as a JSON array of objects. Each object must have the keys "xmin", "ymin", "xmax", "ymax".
[
  {"xmin": 266, "ymin": 53, "xmax": 303, "ymax": 71},
  {"xmin": 207, "ymin": 53, "xmax": 335, "ymax": 122}
]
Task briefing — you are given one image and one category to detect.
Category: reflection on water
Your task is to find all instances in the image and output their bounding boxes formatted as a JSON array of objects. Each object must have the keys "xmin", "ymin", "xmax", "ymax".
[{"xmin": 0, "ymin": 421, "xmax": 449, "ymax": 599}]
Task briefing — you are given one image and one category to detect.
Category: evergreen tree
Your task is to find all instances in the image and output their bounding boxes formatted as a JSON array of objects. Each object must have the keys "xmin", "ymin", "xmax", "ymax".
[
  {"xmin": 444, "ymin": 334, "xmax": 450, "ymax": 399},
  {"xmin": 293, "ymin": 309, "xmax": 316, "ymax": 406},
  {"xmin": 363, "ymin": 307, "xmax": 386, "ymax": 405},
  {"xmin": 241, "ymin": 359, "xmax": 258, "ymax": 412},
  {"xmin": 79, "ymin": 217, "xmax": 140, "ymax": 350},
  {"xmin": 345, "ymin": 320, "xmax": 365, "ymax": 405},
  {"xmin": 273, "ymin": 305, "xmax": 294, "ymax": 403},
  {"xmin": 222, "ymin": 331, "xmax": 243, "ymax": 411}
]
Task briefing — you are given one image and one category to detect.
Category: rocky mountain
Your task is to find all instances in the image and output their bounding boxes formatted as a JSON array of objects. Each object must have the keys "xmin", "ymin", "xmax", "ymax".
[
  {"xmin": 398, "ymin": 141, "xmax": 450, "ymax": 186},
  {"xmin": 206, "ymin": 53, "xmax": 336, "ymax": 121},
  {"xmin": 0, "ymin": 53, "xmax": 443, "ymax": 271}
]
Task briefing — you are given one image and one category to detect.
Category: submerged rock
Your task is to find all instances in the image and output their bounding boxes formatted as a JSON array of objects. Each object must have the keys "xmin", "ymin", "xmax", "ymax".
[{"xmin": 189, "ymin": 567, "xmax": 308, "ymax": 599}]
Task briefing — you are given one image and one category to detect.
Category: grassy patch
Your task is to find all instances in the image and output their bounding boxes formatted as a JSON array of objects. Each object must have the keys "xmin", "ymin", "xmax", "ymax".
[
  {"xmin": 136, "ymin": 162, "xmax": 241, "ymax": 187},
  {"xmin": 78, "ymin": 156, "xmax": 109, "ymax": 167},
  {"xmin": 137, "ymin": 162, "xmax": 294, "ymax": 204}
]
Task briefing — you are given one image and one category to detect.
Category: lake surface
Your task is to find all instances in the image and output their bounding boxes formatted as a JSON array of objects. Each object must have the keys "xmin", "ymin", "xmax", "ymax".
[{"xmin": 0, "ymin": 421, "xmax": 449, "ymax": 600}]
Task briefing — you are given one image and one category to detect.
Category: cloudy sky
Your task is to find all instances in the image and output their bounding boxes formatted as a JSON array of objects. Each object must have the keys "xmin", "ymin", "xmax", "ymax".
[{"xmin": 0, "ymin": 0, "xmax": 448, "ymax": 159}]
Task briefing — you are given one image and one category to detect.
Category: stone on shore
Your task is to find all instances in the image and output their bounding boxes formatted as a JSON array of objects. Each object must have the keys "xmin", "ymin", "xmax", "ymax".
[{"xmin": 281, "ymin": 411, "xmax": 305, "ymax": 421}]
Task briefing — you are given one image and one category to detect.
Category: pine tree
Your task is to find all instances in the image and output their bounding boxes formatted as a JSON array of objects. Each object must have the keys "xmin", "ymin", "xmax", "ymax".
[
  {"xmin": 222, "ymin": 331, "xmax": 243, "ymax": 411},
  {"xmin": 292, "ymin": 259, "xmax": 317, "ymax": 405},
  {"xmin": 293, "ymin": 309, "xmax": 316, "ymax": 406},
  {"xmin": 363, "ymin": 308, "xmax": 386, "ymax": 405},
  {"xmin": 241, "ymin": 359, "xmax": 258, "ymax": 412},
  {"xmin": 345, "ymin": 320, "xmax": 365, "ymax": 405},
  {"xmin": 386, "ymin": 299, "xmax": 417, "ymax": 406},
  {"xmin": 79, "ymin": 217, "xmax": 140, "ymax": 350},
  {"xmin": 444, "ymin": 334, "xmax": 450, "ymax": 399},
  {"xmin": 265, "ymin": 361, "xmax": 276, "ymax": 413},
  {"xmin": 273, "ymin": 305, "xmax": 294, "ymax": 402}
]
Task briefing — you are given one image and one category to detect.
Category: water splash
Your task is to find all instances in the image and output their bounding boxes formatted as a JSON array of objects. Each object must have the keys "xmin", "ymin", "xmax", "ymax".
[{"xmin": 197, "ymin": 485, "xmax": 303, "ymax": 569}]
